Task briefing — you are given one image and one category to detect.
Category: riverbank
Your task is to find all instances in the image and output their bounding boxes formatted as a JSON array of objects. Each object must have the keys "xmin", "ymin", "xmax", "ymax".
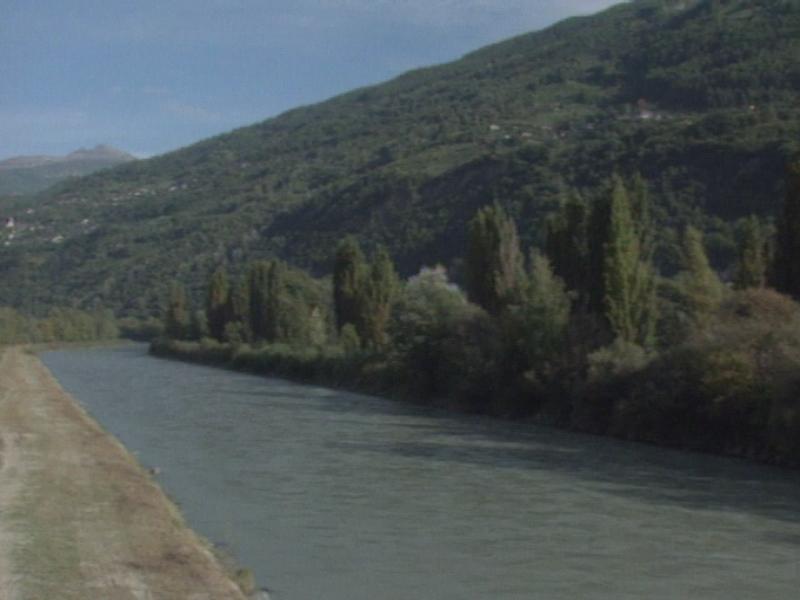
[
  {"xmin": 150, "ymin": 337, "xmax": 800, "ymax": 469},
  {"xmin": 0, "ymin": 346, "xmax": 248, "ymax": 599}
]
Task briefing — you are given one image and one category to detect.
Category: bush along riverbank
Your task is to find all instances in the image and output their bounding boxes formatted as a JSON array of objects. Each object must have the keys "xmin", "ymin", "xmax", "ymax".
[
  {"xmin": 151, "ymin": 284, "xmax": 800, "ymax": 468},
  {"xmin": 153, "ymin": 168, "xmax": 800, "ymax": 468}
]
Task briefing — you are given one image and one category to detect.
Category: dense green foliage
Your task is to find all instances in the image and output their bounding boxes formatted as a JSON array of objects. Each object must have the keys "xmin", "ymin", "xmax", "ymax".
[
  {"xmin": 0, "ymin": 306, "xmax": 119, "ymax": 345},
  {"xmin": 772, "ymin": 160, "xmax": 800, "ymax": 298},
  {"xmin": 0, "ymin": 0, "xmax": 798, "ymax": 316},
  {"xmin": 333, "ymin": 237, "xmax": 367, "ymax": 334},
  {"xmin": 603, "ymin": 177, "xmax": 657, "ymax": 345},
  {"xmin": 360, "ymin": 246, "xmax": 399, "ymax": 349},
  {"xmin": 678, "ymin": 225, "xmax": 725, "ymax": 318},
  {"xmin": 465, "ymin": 204, "xmax": 524, "ymax": 315},
  {"xmin": 156, "ymin": 164, "xmax": 800, "ymax": 466},
  {"xmin": 176, "ymin": 257, "xmax": 330, "ymax": 348},
  {"xmin": 734, "ymin": 216, "xmax": 767, "ymax": 289},
  {"xmin": 0, "ymin": 146, "xmax": 135, "ymax": 196},
  {"xmin": 206, "ymin": 269, "xmax": 230, "ymax": 341},
  {"xmin": 164, "ymin": 283, "xmax": 190, "ymax": 340}
]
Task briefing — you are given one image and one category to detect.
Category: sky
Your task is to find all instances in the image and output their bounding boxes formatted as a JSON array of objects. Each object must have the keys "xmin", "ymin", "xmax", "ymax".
[{"xmin": 1, "ymin": 0, "xmax": 619, "ymax": 159}]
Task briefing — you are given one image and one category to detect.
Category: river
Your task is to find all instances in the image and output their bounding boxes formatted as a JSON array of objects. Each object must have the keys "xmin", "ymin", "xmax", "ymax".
[{"xmin": 41, "ymin": 345, "xmax": 800, "ymax": 599}]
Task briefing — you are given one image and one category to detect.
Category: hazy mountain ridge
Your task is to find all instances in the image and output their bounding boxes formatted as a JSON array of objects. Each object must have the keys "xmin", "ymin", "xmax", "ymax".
[
  {"xmin": 0, "ymin": 145, "xmax": 136, "ymax": 195},
  {"xmin": 0, "ymin": 0, "xmax": 798, "ymax": 315}
]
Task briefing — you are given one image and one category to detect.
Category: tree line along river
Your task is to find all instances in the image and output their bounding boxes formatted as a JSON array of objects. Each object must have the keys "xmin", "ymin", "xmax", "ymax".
[{"xmin": 41, "ymin": 344, "xmax": 800, "ymax": 600}]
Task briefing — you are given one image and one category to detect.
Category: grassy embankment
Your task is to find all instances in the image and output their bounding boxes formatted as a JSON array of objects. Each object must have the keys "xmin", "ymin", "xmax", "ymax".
[{"xmin": 0, "ymin": 346, "xmax": 250, "ymax": 600}]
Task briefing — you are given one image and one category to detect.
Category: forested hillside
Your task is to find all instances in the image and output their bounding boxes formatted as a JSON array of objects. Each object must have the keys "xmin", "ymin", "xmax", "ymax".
[
  {"xmin": 0, "ymin": 145, "xmax": 135, "ymax": 196},
  {"xmin": 0, "ymin": 0, "xmax": 798, "ymax": 316}
]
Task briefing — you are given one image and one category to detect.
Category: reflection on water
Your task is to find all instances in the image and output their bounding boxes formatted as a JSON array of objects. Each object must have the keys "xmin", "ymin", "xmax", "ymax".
[{"xmin": 42, "ymin": 345, "xmax": 800, "ymax": 599}]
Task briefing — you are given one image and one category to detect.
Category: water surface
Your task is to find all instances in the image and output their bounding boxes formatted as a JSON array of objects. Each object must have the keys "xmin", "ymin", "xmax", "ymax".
[{"xmin": 42, "ymin": 345, "xmax": 800, "ymax": 599}]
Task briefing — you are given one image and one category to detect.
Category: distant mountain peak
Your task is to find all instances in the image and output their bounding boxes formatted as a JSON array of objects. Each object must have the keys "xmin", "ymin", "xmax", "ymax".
[
  {"xmin": 0, "ymin": 145, "xmax": 135, "ymax": 170},
  {"xmin": 0, "ymin": 145, "xmax": 137, "ymax": 195},
  {"xmin": 64, "ymin": 145, "xmax": 135, "ymax": 162}
]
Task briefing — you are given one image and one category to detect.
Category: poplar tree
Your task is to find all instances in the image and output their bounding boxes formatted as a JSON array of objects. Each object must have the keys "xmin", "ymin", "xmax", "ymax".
[
  {"xmin": 734, "ymin": 216, "xmax": 766, "ymax": 290},
  {"xmin": 265, "ymin": 260, "xmax": 286, "ymax": 342},
  {"xmin": 465, "ymin": 204, "xmax": 524, "ymax": 315},
  {"xmin": 226, "ymin": 276, "xmax": 251, "ymax": 341},
  {"xmin": 513, "ymin": 250, "xmax": 571, "ymax": 365},
  {"xmin": 189, "ymin": 309, "xmax": 209, "ymax": 340},
  {"xmin": 629, "ymin": 173, "xmax": 653, "ymax": 256},
  {"xmin": 603, "ymin": 177, "xmax": 657, "ymax": 345},
  {"xmin": 360, "ymin": 245, "xmax": 399, "ymax": 349},
  {"xmin": 680, "ymin": 226, "xmax": 724, "ymax": 318},
  {"xmin": 545, "ymin": 192, "xmax": 589, "ymax": 299},
  {"xmin": 333, "ymin": 237, "xmax": 367, "ymax": 333},
  {"xmin": 587, "ymin": 191, "xmax": 613, "ymax": 313},
  {"xmin": 206, "ymin": 267, "xmax": 229, "ymax": 341},
  {"xmin": 772, "ymin": 161, "xmax": 800, "ymax": 299},
  {"xmin": 164, "ymin": 283, "xmax": 189, "ymax": 340},
  {"xmin": 247, "ymin": 261, "xmax": 271, "ymax": 341}
]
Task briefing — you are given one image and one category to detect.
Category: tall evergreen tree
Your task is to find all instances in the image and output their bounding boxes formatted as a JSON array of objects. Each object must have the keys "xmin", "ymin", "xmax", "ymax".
[
  {"xmin": 206, "ymin": 267, "xmax": 229, "ymax": 341},
  {"xmin": 680, "ymin": 226, "xmax": 724, "ymax": 317},
  {"xmin": 164, "ymin": 283, "xmax": 189, "ymax": 340},
  {"xmin": 734, "ymin": 216, "xmax": 767, "ymax": 290},
  {"xmin": 603, "ymin": 177, "xmax": 657, "ymax": 345},
  {"xmin": 361, "ymin": 245, "xmax": 399, "ymax": 349},
  {"xmin": 333, "ymin": 237, "xmax": 367, "ymax": 332},
  {"xmin": 465, "ymin": 204, "xmax": 524, "ymax": 315},
  {"xmin": 772, "ymin": 161, "xmax": 800, "ymax": 299}
]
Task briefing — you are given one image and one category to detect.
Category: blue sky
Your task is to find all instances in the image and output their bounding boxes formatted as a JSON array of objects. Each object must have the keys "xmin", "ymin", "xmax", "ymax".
[{"xmin": 1, "ymin": 0, "xmax": 619, "ymax": 159}]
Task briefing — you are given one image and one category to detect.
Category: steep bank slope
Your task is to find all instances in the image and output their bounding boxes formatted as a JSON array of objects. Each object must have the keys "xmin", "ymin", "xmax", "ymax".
[{"xmin": 0, "ymin": 347, "xmax": 246, "ymax": 599}]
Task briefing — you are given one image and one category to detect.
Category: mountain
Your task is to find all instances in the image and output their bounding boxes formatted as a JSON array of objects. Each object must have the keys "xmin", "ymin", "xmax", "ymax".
[
  {"xmin": 0, "ymin": 0, "xmax": 798, "ymax": 316},
  {"xmin": 0, "ymin": 145, "xmax": 135, "ymax": 195}
]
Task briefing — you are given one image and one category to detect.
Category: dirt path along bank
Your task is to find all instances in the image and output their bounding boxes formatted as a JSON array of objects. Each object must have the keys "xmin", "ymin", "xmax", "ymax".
[{"xmin": 0, "ymin": 347, "xmax": 247, "ymax": 600}]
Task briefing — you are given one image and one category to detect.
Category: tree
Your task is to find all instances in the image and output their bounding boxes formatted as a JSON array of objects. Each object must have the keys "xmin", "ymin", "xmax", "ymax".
[
  {"xmin": 93, "ymin": 309, "xmax": 119, "ymax": 340},
  {"xmin": 465, "ymin": 204, "xmax": 524, "ymax": 315},
  {"xmin": 360, "ymin": 245, "xmax": 399, "ymax": 349},
  {"xmin": 206, "ymin": 267, "xmax": 229, "ymax": 341},
  {"xmin": 772, "ymin": 161, "xmax": 800, "ymax": 299},
  {"xmin": 265, "ymin": 260, "xmax": 287, "ymax": 342},
  {"xmin": 164, "ymin": 283, "xmax": 190, "ymax": 340},
  {"xmin": 247, "ymin": 261, "xmax": 271, "ymax": 341},
  {"xmin": 545, "ymin": 192, "xmax": 589, "ymax": 299},
  {"xmin": 389, "ymin": 266, "xmax": 494, "ymax": 399},
  {"xmin": 506, "ymin": 250, "xmax": 571, "ymax": 371},
  {"xmin": 333, "ymin": 237, "xmax": 367, "ymax": 332},
  {"xmin": 734, "ymin": 216, "xmax": 766, "ymax": 290},
  {"xmin": 587, "ymin": 189, "xmax": 613, "ymax": 313},
  {"xmin": 603, "ymin": 177, "xmax": 657, "ymax": 346},
  {"xmin": 679, "ymin": 226, "xmax": 724, "ymax": 318},
  {"xmin": 189, "ymin": 309, "xmax": 209, "ymax": 340},
  {"xmin": 628, "ymin": 173, "xmax": 653, "ymax": 257},
  {"xmin": 226, "ymin": 276, "xmax": 251, "ymax": 341}
]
